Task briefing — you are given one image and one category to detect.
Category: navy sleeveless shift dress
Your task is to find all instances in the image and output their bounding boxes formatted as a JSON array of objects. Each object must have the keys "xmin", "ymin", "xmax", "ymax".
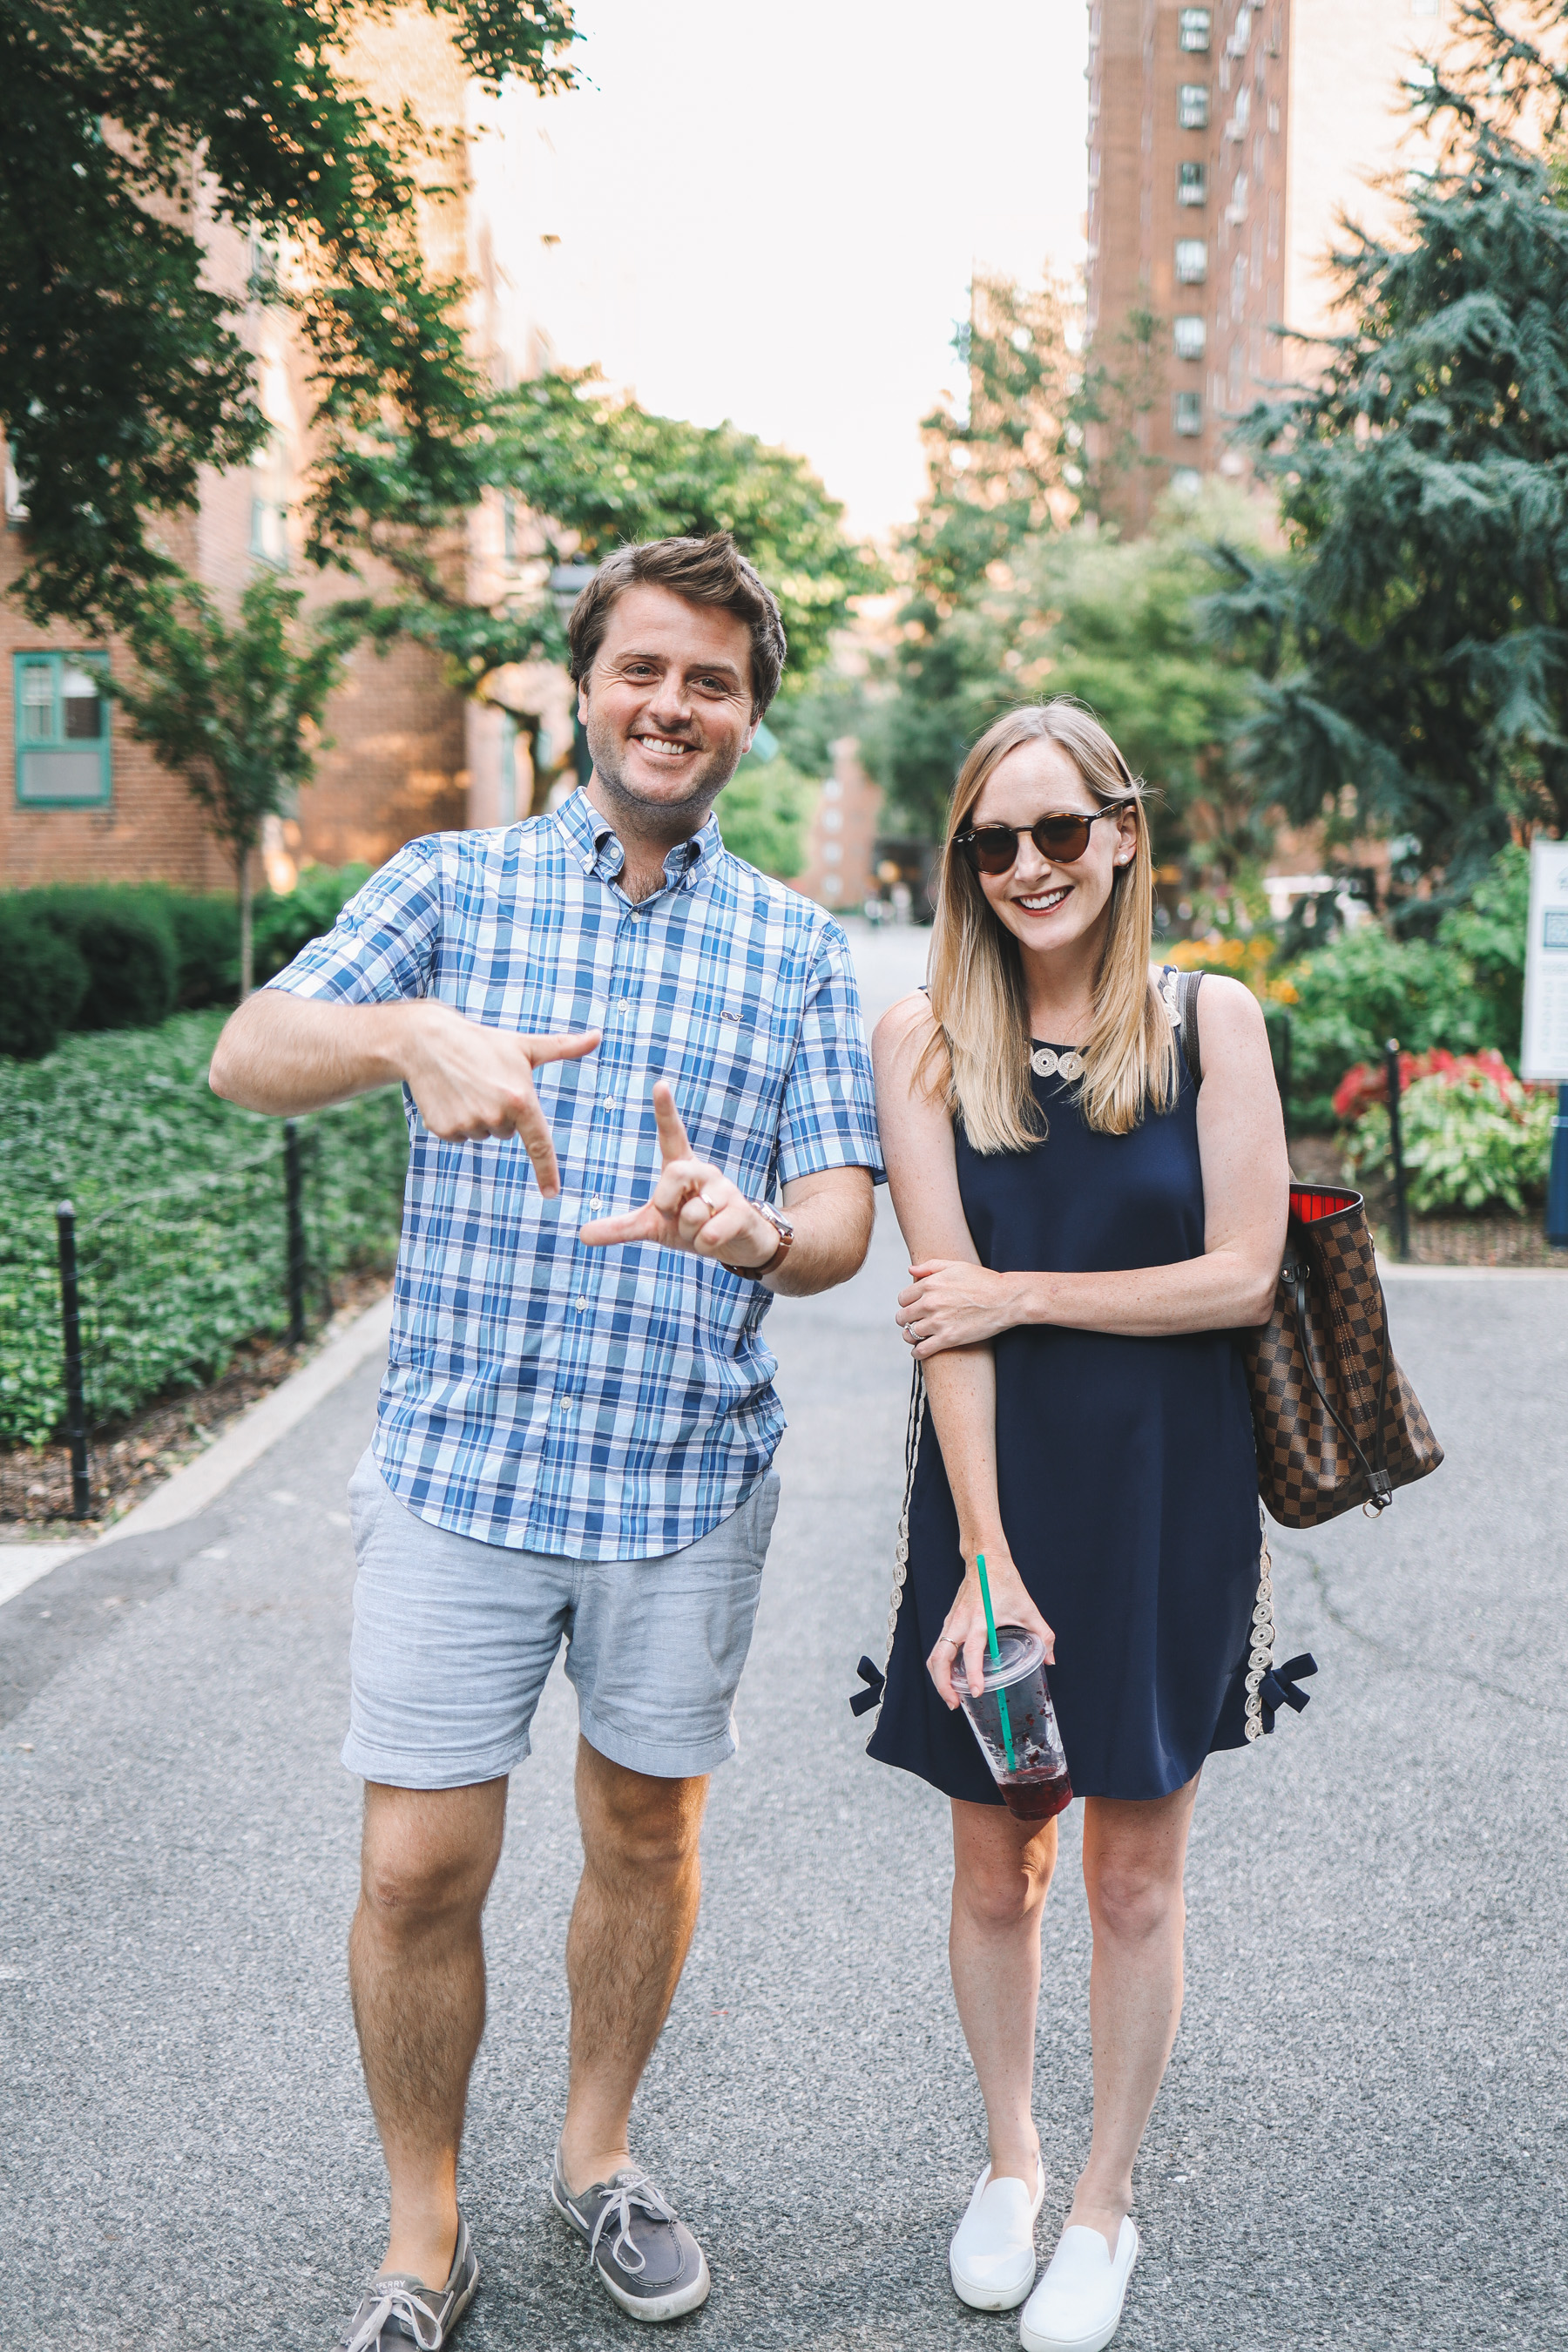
[{"xmin": 867, "ymin": 987, "xmax": 1264, "ymax": 1805}]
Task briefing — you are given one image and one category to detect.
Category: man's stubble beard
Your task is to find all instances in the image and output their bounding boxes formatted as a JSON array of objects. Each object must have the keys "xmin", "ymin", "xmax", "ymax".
[{"xmin": 583, "ymin": 706, "xmax": 745, "ymax": 841}]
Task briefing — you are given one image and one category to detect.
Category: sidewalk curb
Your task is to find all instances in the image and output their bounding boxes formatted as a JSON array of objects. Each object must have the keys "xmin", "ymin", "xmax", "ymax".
[
  {"xmin": 96, "ymin": 1293, "xmax": 392, "ymax": 1549},
  {"xmin": 0, "ymin": 1296, "xmax": 391, "ymax": 1612}
]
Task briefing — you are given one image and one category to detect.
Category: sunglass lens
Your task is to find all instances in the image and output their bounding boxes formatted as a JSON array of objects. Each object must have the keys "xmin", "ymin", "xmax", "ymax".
[
  {"xmin": 966, "ymin": 828, "xmax": 1019, "ymax": 874},
  {"xmin": 1033, "ymin": 816, "xmax": 1094, "ymax": 862}
]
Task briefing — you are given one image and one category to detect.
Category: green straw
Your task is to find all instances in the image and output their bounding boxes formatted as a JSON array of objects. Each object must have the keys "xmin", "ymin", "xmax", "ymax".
[{"xmin": 976, "ymin": 1553, "xmax": 1017, "ymax": 1771}]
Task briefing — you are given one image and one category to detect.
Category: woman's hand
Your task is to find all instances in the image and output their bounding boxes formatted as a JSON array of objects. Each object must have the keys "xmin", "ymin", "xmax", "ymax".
[
  {"xmin": 929, "ymin": 1546, "xmax": 1055, "ymax": 1712},
  {"xmin": 897, "ymin": 1259, "xmax": 1031, "ymax": 1356}
]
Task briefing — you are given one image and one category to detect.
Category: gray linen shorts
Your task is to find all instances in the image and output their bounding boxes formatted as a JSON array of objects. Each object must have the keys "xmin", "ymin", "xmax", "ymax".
[{"xmin": 342, "ymin": 1450, "xmax": 781, "ymax": 1789}]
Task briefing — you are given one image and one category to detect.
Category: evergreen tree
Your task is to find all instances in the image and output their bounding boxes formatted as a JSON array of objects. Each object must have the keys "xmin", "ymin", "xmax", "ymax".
[{"xmin": 1211, "ymin": 0, "xmax": 1568, "ymax": 905}]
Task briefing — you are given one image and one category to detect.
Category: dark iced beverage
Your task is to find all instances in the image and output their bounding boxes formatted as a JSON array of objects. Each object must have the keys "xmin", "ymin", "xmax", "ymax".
[{"xmin": 951, "ymin": 1628, "xmax": 1073, "ymax": 1820}]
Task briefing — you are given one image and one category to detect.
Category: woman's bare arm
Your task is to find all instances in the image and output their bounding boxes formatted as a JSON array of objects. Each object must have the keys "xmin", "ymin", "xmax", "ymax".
[
  {"xmin": 895, "ymin": 976, "xmax": 1288, "ymax": 1357},
  {"xmin": 874, "ymin": 992, "xmax": 1054, "ymax": 1709}
]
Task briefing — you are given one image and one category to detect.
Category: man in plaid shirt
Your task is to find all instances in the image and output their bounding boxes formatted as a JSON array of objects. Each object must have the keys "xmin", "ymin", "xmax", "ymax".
[{"xmin": 212, "ymin": 537, "xmax": 880, "ymax": 2347}]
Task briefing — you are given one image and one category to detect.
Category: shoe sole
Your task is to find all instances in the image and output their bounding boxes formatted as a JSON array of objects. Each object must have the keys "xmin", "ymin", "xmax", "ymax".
[
  {"xmin": 950, "ymin": 2256, "xmax": 1036, "ymax": 2312},
  {"xmin": 550, "ymin": 2182, "xmax": 712, "ymax": 2324}
]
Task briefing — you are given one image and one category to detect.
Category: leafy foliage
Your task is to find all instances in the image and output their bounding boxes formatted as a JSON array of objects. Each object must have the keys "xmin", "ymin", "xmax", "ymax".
[
  {"xmin": 1209, "ymin": 1, "xmax": 1568, "ymax": 900},
  {"xmin": 1343, "ymin": 1057, "xmax": 1555, "ymax": 1213},
  {"xmin": 351, "ymin": 369, "xmax": 882, "ymax": 710},
  {"xmin": 0, "ymin": 0, "xmax": 575, "ymax": 629},
  {"xmin": 1265, "ymin": 845, "xmax": 1531, "ymax": 1125},
  {"xmin": 715, "ymin": 750, "xmax": 814, "ymax": 882},
  {"xmin": 0, "ymin": 1011, "xmax": 407, "ymax": 1447},
  {"xmin": 109, "ymin": 571, "xmax": 362, "ymax": 992}
]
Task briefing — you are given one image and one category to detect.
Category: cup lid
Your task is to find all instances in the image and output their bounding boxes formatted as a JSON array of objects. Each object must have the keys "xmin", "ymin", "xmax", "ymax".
[{"xmin": 951, "ymin": 1625, "xmax": 1045, "ymax": 1695}]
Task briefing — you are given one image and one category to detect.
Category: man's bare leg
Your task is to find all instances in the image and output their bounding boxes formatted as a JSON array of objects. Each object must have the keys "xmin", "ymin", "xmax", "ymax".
[
  {"xmin": 348, "ymin": 1778, "xmax": 509, "ymax": 2287},
  {"xmin": 557, "ymin": 1739, "xmax": 710, "ymax": 2191}
]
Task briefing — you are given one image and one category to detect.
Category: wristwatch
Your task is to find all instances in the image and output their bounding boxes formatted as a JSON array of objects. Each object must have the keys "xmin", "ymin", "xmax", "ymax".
[{"xmin": 719, "ymin": 1198, "xmax": 794, "ymax": 1281}]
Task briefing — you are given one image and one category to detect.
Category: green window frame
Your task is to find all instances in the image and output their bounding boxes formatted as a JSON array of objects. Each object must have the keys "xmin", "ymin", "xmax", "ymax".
[{"xmin": 13, "ymin": 651, "xmax": 112, "ymax": 808}]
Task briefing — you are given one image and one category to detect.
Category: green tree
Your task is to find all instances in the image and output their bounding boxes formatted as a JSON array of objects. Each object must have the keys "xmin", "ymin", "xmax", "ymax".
[
  {"xmin": 0, "ymin": 0, "xmax": 574, "ymax": 630},
  {"xmin": 349, "ymin": 368, "xmax": 882, "ymax": 716},
  {"xmin": 1006, "ymin": 491, "xmax": 1268, "ymax": 891},
  {"xmin": 109, "ymin": 571, "xmax": 362, "ymax": 996},
  {"xmin": 1209, "ymin": 0, "xmax": 1568, "ymax": 906},
  {"xmin": 863, "ymin": 276, "xmax": 1180, "ymax": 840}
]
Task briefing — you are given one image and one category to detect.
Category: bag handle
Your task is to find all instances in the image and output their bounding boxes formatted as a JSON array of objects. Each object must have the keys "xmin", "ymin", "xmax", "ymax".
[{"xmin": 1175, "ymin": 967, "xmax": 1204, "ymax": 1088}]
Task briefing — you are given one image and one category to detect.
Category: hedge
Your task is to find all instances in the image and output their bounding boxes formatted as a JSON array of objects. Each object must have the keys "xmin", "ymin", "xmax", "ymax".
[
  {"xmin": 0, "ymin": 865, "xmax": 372, "ymax": 1059},
  {"xmin": 0, "ymin": 1010, "xmax": 407, "ymax": 1449}
]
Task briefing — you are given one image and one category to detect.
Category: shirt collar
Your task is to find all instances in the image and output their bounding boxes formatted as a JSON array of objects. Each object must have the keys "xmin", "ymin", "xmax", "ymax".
[{"xmin": 556, "ymin": 786, "xmax": 723, "ymax": 895}]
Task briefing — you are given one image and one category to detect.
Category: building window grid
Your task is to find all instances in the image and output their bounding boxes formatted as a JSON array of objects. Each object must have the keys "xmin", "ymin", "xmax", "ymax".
[
  {"xmin": 1179, "ymin": 9, "xmax": 1212, "ymax": 51},
  {"xmin": 1175, "ymin": 238, "xmax": 1209, "ymax": 284},
  {"xmin": 1178, "ymin": 161, "xmax": 1207, "ymax": 206},
  {"xmin": 1178, "ymin": 83, "xmax": 1210, "ymax": 129},
  {"xmin": 1174, "ymin": 315, "xmax": 1207, "ymax": 360},
  {"xmin": 1173, "ymin": 391, "xmax": 1204, "ymax": 437},
  {"xmin": 13, "ymin": 651, "xmax": 112, "ymax": 808}
]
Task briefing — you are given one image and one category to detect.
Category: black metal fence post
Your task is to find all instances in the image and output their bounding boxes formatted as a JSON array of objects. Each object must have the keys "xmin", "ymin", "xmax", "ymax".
[
  {"xmin": 1384, "ymin": 1038, "xmax": 1411, "ymax": 1263},
  {"xmin": 55, "ymin": 1200, "xmax": 91, "ymax": 1519},
  {"xmin": 283, "ymin": 1119, "xmax": 307, "ymax": 1346}
]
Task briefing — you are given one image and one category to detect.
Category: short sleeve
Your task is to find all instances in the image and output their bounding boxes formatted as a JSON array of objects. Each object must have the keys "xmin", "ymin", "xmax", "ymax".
[
  {"xmin": 775, "ymin": 922, "xmax": 885, "ymax": 1187},
  {"xmin": 264, "ymin": 839, "xmax": 443, "ymax": 1004}
]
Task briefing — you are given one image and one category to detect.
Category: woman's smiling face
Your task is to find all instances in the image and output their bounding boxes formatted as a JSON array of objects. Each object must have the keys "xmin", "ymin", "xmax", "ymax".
[{"xmin": 966, "ymin": 739, "xmax": 1137, "ymax": 961}]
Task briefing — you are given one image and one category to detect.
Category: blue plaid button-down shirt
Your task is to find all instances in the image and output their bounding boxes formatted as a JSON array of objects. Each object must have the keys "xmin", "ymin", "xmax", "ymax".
[{"xmin": 268, "ymin": 789, "xmax": 882, "ymax": 1558}]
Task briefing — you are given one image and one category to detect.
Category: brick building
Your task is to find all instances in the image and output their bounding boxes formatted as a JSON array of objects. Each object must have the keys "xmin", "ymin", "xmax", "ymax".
[
  {"xmin": 0, "ymin": 8, "xmax": 534, "ymax": 898},
  {"xmin": 789, "ymin": 740, "xmax": 882, "ymax": 912},
  {"xmin": 1085, "ymin": 0, "xmax": 1452, "ymax": 528}
]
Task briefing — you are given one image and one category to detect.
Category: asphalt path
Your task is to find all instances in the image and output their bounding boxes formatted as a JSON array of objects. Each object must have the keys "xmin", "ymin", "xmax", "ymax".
[{"xmin": 3, "ymin": 950, "xmax": 1565, "ymax": 2348}]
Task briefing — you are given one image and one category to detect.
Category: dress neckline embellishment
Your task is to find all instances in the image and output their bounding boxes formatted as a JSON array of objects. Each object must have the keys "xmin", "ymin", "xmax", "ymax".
[{"xmin": 1031, "ymin": 1044, "xmax": 1085, "ymax": 1081}]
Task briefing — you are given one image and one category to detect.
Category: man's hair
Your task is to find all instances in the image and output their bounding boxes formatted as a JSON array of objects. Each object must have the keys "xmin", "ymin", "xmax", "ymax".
[{"xmin": 566, "ymin": 534, "xmax": 787, "ymax": 718}]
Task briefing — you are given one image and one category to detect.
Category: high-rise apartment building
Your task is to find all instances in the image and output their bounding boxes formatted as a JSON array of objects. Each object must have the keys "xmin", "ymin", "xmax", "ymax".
[{"xmin": 1086, "ymin": 0, "xmax": 1453, "ymax": 529}]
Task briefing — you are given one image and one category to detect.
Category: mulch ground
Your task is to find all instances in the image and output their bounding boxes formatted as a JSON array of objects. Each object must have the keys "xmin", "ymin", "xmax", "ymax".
[
  {"xmin": 0, "ymin": 1269, "xmax": 391, "ymax": 1536},
  {"xmin": 1289, "ymin": 1134, "xmax": 1568, "ymax": 1268}
]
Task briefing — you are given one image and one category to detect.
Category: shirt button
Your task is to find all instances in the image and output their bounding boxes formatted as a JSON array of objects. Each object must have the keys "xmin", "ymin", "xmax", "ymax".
[
  {"xmin": 577, "ymin": 1295, "xmax": 589, "ymax": 1309},
  {"xmin": 602, "ymin": 1093, "xmax": 615, "ymax": 1109},
  {"xmin": 591, "ymin": 1196, "xmax": 603, "ymax": 1210}
]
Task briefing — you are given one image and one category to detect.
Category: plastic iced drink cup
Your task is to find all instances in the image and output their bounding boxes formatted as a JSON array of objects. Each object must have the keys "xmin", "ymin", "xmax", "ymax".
[{"xmin": 951, "ymin": 1627, "xmax": 1073, "ymax": 1822}]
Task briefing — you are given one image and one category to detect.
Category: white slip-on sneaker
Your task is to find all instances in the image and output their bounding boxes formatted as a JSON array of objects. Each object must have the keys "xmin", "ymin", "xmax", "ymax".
[
  {"xmin": 1018, "ymin": 2216, "xmax": 1139, "ymax": 2352},
  {"xmin": 949, "ymin": 2158, "xmax": 1047, "ymax": 2311}
]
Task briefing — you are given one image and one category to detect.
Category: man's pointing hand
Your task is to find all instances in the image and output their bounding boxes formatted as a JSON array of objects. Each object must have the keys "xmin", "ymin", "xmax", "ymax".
[{"xmin": 402, "ymin": 1004, "xmax": 600, "ymax": 1198}]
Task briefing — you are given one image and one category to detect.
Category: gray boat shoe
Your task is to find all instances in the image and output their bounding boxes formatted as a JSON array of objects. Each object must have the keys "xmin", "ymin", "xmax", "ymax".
[
  {"xmin": 550, "ymin": 2142, "xmax": 711, "ymax": 2322},
  {"xmin": 335, "ymin": 2213, "xmax": 479, "ymax": 2350}
]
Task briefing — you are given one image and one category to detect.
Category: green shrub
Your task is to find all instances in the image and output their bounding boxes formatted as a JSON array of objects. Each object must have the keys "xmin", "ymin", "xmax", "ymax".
[
  {"xmin": 254, "ymin": 862, "xmax": 371, "ymax": 983},
  {"xmin": 0, "ymin": 1009, "xmax": 407, "ymax": 1449},
  {"xmin": 1273, "ymin": 845, "xmax": 1531, "ymax": 1127},
  {"xmin": 1343, "ymin": 1060, "xmax": 1554, "ymax": 1214},
  {"xmin": 28, "ymin": 886, "xmax": 178, "ymax": 1031},
  {"xmin": 159, "ymin": 890, "xmax": 240, "ymax": 1008},
  {"xmin": 0, "ymin": 898, "xmax": 91, "ymax": 1060}
]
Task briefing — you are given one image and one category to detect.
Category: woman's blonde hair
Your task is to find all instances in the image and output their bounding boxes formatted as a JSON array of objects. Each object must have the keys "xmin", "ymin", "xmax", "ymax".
[{"xmin": 919, "ymin": 700, "xmax": 1178, "ymax": 1152}]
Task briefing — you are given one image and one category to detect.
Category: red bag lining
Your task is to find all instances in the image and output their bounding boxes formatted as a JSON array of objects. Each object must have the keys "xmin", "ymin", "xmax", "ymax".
[{"xmin": 1289, "ymin": 1186, "xmax": 1359, "ymax": 1227}]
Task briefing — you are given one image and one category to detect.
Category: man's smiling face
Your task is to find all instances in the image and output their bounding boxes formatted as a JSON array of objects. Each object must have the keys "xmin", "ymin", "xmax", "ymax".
[{"xmin": 579, "ymin": 584, "xmax": 758, "ymax": 831}]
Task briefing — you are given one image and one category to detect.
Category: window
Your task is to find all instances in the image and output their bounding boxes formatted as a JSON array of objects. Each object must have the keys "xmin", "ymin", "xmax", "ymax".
[
  {"xmin": 1177, "ymin": 161, "xmax": 1207, "ymax": 206},
  {"xmin": 1173, "ymin": 392, "xmax": 1203, "ymax": 436},
  {"xmin": 1231, "ymin": 85, "xmax": 1250, "ymax": 133},
  {"xmin": 1179, "ymin": 8, "xmax": 1212, "ymax": 50},
  {"xmin": 1174, "ymin": 315, "xmax": 1207, "ymax": 359},
  {"xmin": 248, "ymin": 429, "xmax": 290, "ymax": 567},
  {"xmin": 13, "ymin": 652, "xmax": 112, "ymax": 806},
  {"xmin": 1175, "ymin": 237, "xmax": 1209, "ymax": 283},
  {"xmin": 1178, "ymin": 83, "xmax": 1209, "ymax": 128}
]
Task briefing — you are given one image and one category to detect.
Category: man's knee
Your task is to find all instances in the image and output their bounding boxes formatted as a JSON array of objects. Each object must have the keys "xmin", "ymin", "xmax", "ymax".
[
  {"xmin": 577, "ymin": 1744, "xmax": 707, "ymax": 1877},
  {"xmin": 359, "ymin": 1780, "xmax": 506, "ymax": 1930}
]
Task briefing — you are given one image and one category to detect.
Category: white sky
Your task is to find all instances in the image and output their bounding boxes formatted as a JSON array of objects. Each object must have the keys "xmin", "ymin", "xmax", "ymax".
[{"xmin": 525, "ymin": 1, "xmax": 1089, "ymax": 544}]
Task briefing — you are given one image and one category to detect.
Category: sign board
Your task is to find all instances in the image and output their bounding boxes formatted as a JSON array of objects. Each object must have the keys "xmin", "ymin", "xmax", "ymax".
[{"xmin": 1521, "ymin": 838, "xmax": 1568, "ymax": 1082}]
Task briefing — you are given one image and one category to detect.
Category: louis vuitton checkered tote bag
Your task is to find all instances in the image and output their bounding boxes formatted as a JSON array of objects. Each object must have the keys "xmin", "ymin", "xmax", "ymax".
[{"xmin": 1178, "ymin": 972, "xmax": 1443, "ymax": 1530}]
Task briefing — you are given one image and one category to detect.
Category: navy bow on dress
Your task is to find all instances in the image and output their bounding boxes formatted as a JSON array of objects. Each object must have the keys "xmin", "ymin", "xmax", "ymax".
[
  {"xmin": 1257, "ymin": 1652, "xmax": 1318, "ymax": 1734},
  {"xmin": 849, "ymin": 1656, "xmax": 886, "ymax": 1718}
]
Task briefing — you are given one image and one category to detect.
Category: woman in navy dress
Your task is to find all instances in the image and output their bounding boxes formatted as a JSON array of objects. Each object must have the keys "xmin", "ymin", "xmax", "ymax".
[{"xmin": 868, "ymin": 702, "xmax": 1288, "ymax": 2352}]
